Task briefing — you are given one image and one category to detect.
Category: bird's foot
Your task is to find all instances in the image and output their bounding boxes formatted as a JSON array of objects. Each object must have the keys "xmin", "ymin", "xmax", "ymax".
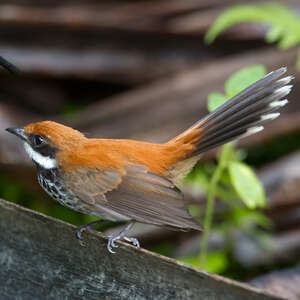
[
  {"xmin": 76, "ymin": 220, "xmax": 105, "ymax": 246},
  {"xmin": 123, "ymin": 236, "xmax": 140, "ymax": 248},
  {"xmin": 107, "ymin": 222, "xmax": 139, "ymax": 253},
  {"xmin": 107, "ymin": 234, "xmax": 140, "ymax": 254}
]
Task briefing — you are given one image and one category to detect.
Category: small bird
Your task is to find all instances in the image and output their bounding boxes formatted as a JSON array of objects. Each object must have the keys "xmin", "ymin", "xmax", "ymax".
[{"xmin": 7, "ymin": 68, "xmax": 292, "ymax": 253}]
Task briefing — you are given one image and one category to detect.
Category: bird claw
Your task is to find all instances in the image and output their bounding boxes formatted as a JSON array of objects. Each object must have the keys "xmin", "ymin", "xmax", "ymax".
[
  {"xmin": 107, "ymin": 234, "xmax": 140, "ymax": 254},
  {"xmin": 76, "ymin": 221, "xmax": 139, "ymax": 253},
  {"xmin": 77, "ymin": 237, "xmax": 85, "ymax": 247},
  {"xmin": 75, "ymin": 220, "xmax": 105, "ymax": 247},
  {"xmin": 124, "ymin": 237, "xmax": 140, "ymax": 248},
  {"xmin": 107, "ymin": 235, "xmax": 118, "ymax": 254},
  {"xmin": 76, "ymin": 226, "xmax": 87, "ymax": 247}
]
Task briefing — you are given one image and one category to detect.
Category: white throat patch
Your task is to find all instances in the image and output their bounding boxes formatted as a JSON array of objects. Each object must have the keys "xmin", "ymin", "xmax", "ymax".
[{"xmin": 24, "ymin": 143, "xmax": 57, "ymax": 169}]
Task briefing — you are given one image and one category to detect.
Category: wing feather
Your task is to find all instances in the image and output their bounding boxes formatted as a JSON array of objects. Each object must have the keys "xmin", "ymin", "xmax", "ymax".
[
  {"xmin": 63, "ymin": 167, "xmax": 123, "ymax": 204},
  {"xmin": 63, "ymin": 164, "xmax": 201, "ymax": 230},
  {"xmin": 105, "ymin": 165, "xmax": 202, "ymax": 230}
]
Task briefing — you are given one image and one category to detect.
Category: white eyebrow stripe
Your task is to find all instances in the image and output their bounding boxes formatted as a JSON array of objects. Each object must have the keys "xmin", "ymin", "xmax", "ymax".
[{"xmin": 24, "ymin": 143, "xmax": 57, "ymax": 169}]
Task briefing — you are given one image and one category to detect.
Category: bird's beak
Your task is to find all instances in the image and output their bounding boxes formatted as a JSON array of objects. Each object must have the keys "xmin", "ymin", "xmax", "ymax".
[{"xmin": 6, "ymin": 127, "xmax": 27, "ymax": 142}]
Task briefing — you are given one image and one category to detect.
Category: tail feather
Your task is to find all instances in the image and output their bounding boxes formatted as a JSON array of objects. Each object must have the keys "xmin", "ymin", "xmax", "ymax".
[{"xmin": 170, "ymin": 67, "xmax": 293, "ymax": 158}]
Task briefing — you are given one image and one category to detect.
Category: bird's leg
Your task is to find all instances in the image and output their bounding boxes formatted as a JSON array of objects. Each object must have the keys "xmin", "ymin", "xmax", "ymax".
[
  {"xmin": 107, "ymin": 222, "xmax": 140, "ymax": 254},
  {"xmin": 76, "ymin": 220, "xmax": 105, "ymax": 246}
]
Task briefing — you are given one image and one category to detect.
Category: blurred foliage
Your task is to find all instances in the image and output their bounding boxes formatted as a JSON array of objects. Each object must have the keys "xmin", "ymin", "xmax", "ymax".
[
  {"xmin": 247, "ymin": 130, "xmax": 300, "ymax": 166},
  {"xmin": 205, "ymin": 3, "xmax": 300, "ymax": 69},
  {"xmin": 150, "ymin": 243, "xmax": 174, "ymax": 257},
  {"xmin": 180, "ymin": 65, "xmax": 272, "ymax": 272},
  {"xmin": 180, "ymin": 251, "xmax": 228, "ymax": 274},
  {"xmin": 62, "ymin": 101, "xmax": 85, "ymax": 117}
]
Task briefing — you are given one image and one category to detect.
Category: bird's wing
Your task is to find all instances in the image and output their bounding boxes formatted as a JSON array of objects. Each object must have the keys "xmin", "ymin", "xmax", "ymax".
[
  {"xmin": 65, "ymin": 163, "xmax": 201, "ymax": 230},
  {"xmin": 63, "ymin": 167, "xmax": 124, "ymax": 205},
  {"xmin": 106, "ymin": 164, "xmax": 201, "ymax": 230}
]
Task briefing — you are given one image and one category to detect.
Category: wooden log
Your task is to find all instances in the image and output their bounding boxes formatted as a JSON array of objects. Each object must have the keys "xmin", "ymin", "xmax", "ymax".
[{"xmin": 0, "ymin": 198, "xmax": 282, "ymax": 300}]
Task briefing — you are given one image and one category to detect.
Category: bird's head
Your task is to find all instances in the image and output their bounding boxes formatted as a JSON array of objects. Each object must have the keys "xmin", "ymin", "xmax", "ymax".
[{"xmin": 6, "ymin": 121, "xmax": 85, "ymax": 169}]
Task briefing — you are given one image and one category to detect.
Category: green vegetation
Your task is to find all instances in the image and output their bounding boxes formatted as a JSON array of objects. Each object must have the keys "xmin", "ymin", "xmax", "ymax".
[{"xmin": 205, "ymin": 3, "xmax": 300, "ymax": 69}]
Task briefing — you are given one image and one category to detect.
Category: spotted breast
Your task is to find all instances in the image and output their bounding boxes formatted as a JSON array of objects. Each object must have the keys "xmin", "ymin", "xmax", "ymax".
[{"xmin": 37, "ymin": 166, "xmax": 81, "ymax": 210}]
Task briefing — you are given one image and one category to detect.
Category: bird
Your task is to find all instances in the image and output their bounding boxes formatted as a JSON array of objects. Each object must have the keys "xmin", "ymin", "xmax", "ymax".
[{"xmin": 7, "ymin": 67, "xmax": 292, "ymax": 253}]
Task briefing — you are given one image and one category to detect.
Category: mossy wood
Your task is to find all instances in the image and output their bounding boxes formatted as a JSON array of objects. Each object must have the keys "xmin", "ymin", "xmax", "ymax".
[{"xmin": 0, "ymin": 198, "xmax": 283, "ymax": 300}]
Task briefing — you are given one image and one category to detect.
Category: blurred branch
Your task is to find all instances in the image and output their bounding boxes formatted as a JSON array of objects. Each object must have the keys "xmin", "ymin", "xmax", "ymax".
[
  {"xmin": 250, "ymin": 263, "xmax": 300, "ymax": 300},
  {"xmin": 0, "ymin": 56, "xmax": 19, "ymax": 73}
]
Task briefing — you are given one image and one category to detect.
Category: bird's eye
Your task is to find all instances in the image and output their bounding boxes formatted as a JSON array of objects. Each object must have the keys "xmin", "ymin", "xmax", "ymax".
[{"xmin": 33, "ymin": 135, "xmax": 45, "ymax": 147}]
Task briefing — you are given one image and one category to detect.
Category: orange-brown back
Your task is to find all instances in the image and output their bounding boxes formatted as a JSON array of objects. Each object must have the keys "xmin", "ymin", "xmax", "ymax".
[{"xmin": 58, "ymin": 138, "xmax": 195, "ymax": 177}]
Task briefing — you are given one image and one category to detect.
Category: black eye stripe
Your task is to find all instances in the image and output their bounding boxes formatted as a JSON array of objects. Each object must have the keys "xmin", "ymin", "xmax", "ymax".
[
  {"xmin": 28, "ymin": 134, "xmax": 57, "ymax": 158},
  {"xmin": 37, "ymin": 144, "xmax": 57, "ymax": 158}
]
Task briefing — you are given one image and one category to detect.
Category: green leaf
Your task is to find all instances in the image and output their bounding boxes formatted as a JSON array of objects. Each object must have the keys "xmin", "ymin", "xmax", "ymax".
[
  {"xmin": 204, "ymin": 3, "xmax": 300, "ymax": 69},
  {"xmin": 207, "ymin": 92, "xmax": 227, "ymax": 112},
  {"xmin": 266, "ymin": 26, "xmax": 283, "ymax": 43},
  {"xmin": 225, "ymin": 65, "xmax": 267, "ymax": 98},
  {"xmin": 204, "ymin": 4, "xmax": 274, "ymax": 44},
  {"xmin": 229, "ymin": 161, "xmax": 266, "ymax": 209},
  {"xmin": 278, "ymin": 33, "xmax": 300, "ymax": 49},
  {"xmin": 218, "ymin": 142, "xmax": 236, "ymax": 167},
  {"xmin": 204, "ymin": 3, "xmax": 299, "ymax": 44},
  {"xmin": 204, "ymin": 5, "xmax": 257, "ymax": 44}
]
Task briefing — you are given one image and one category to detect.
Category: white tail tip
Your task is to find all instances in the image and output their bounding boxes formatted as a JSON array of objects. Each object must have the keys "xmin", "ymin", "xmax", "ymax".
[
  {"xmin": 239, "ymin": 126, "xmax": 264, "ymax": 140},
  {"xmin": 276, "ymin": 76, "xmax": 294, "ymax": 85},
  {"xmin": 269, "ymin": 99, "xmax": 288, "ymax": 108},
  {"xmin": 275, "ymin": 85, "xmax": 293, "ymax": 95},
  {"xmin": 261, "ymin": 113, "xmax": 280, "ymax": 121},
  {"xmin": 247, "ymin": 126, "xmax": 264, "ymax": 135}
]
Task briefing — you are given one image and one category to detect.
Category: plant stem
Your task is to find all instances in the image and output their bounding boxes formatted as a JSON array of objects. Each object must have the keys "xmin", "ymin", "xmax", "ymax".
[{"xmin": 199, "ymin": 144, "xmax": 232, "ymax": 268}]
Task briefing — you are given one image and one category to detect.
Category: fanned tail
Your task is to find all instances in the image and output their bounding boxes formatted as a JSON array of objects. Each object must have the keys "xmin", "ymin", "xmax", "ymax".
[{"xmin": 167, "ymin": 67, "xmax": 293, "ymax": 181}]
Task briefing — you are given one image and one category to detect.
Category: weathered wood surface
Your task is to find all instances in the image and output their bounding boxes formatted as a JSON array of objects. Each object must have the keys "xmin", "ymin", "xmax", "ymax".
[{"xmin": 0, "ymin": 198, "xmax": 283, "ymax": 300}]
